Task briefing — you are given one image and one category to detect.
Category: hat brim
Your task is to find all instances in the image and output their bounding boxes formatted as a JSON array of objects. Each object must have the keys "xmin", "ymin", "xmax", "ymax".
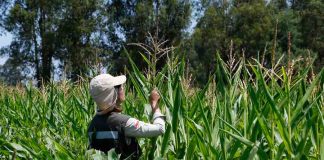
[{"xmin": 111, "ymin": 75, "xmax": 126, "ymax": 86}]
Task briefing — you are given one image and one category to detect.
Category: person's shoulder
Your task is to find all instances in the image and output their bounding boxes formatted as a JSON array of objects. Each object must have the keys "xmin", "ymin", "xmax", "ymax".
[
  {"xmin": 109, "ymin": 112, "xmax": 131, "ymax": 120},
  {"xmin": 111, "ymin": 112, "xmax": 129, "ymax": 116}
]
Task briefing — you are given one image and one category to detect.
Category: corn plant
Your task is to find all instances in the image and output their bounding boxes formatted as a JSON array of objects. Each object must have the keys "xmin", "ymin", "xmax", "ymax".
[{"xmin": 0, "ymin": 52, "xmax": 323, "ymax": 159}]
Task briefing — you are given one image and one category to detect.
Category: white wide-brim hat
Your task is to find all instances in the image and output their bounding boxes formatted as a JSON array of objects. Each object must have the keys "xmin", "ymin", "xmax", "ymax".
[{"xmin": 89, "ymin": 74, "xmax": 126, "ymax": 115}]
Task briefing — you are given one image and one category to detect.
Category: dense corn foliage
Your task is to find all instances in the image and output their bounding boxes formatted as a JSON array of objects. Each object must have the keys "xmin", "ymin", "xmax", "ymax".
[{"xmin": 0, "ymin": 54, "xmax": 323, "ymax": 159}]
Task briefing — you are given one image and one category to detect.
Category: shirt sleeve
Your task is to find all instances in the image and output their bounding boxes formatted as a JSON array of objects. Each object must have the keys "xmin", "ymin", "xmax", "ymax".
[{"xmin": 124, "ymin": 111, "xmax": 166, "ymax": 138}]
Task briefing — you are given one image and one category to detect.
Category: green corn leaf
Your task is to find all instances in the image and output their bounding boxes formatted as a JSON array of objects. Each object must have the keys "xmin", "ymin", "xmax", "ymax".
[
  {"xmin": 248, "ymin": 141, "xmax": 259, "ymax": 160},
  {"xmin": 171, "ymin": 83, "xmax": 181, "ymax": 133},
  {"xmin": 160, "ymin": 123, "xmax": 171, "ymax": 156},
  {"xmin": 186, "ymin": 135, "xmax": 197, "ymax": 160},
  {"xmin": 250, "ymin": 63, "xmax": 292, "ymax": 155},
  {"xmin": 218, "ymin": 116, "xmax": 242, "ymax": 137},
  {"xmin": 221, "ymin": 129, "xmax": 254, "ymax": 147},
  {"xmin": 138, "ymin": 52, "xmax": 152, "ymax": 68},
  {"xmin": 291, "ymin": 69, "xmax": 323, "ymax": 129},
  {"xmin": 320, "ymin": 137, "xmax": 324, "ymax": 160}
]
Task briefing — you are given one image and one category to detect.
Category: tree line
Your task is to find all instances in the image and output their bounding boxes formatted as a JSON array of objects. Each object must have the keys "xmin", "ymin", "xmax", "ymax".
[{"xmin": 0, "ymin": 0, "xmax": 323, "ymax": 86}]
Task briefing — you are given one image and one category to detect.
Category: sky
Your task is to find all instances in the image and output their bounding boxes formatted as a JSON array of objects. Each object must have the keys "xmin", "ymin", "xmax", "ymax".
[{"xmin": 0, "ymin": 32, "xmax": 12, "ymax": 65}]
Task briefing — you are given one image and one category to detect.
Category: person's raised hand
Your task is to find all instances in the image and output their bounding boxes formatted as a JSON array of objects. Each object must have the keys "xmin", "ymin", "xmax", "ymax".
[
  {"xmin": 150, "ymin": 88, "xmax": 160, "ymax": 112},
  {"xmin": 150, "ymin": 88, "xmax": 160, "ymax": 103},
  {"xmin": 117, "ymin": 85, "xmax": 125, "ymax": 102}
]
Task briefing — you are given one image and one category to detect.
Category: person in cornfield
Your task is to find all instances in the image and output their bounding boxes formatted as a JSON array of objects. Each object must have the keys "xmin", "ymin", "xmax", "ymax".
[{"xmin": 87, "ymin": 74, "xmax": 165, "ymax": 159}]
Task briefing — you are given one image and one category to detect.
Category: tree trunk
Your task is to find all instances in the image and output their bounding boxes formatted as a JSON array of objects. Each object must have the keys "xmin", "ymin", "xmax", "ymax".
[
  {"xmin": 39, "ymin": 0, "xmax": 52, "ymax": 85},
  {"xmin": 33, "ymin": 25, "xmax": 40, "ymax": 87},
  {"xmin": 71, "ymin": 40, "xmax": 82, "ymax": 82},
  {"xmin": 41, "ymin": 44, "xmax": 52, "ymax": 84}
]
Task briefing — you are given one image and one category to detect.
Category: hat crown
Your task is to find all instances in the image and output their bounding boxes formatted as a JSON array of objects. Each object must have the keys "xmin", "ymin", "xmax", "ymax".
[
  {"xmin": 89, "ymin": 74, "xmax": 126, "ymax": 114},
  {"xmin": 90, "ymin": 74, "xmax": 115, "ymax": 96}
]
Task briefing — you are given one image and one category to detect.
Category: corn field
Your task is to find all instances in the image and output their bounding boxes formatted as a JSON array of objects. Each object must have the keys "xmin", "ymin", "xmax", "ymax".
[{"xmin": 0, "ymin": 54, "xmax": 323, "ymax": 159}]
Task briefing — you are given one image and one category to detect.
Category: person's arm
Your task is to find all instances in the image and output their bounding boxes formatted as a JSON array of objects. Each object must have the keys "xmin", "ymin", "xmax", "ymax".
[{"xmin": 124, "ymin": 89, "xmax": 166, "ymax": 137}]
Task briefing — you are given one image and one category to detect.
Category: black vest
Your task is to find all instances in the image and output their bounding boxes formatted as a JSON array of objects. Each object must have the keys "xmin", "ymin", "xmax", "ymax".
[{"xmin": 87, "ymin": 112, "xmax": 142, "ymax": 159}]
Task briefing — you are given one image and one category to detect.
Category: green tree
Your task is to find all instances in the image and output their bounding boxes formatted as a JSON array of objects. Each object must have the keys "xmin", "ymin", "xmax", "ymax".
[
  {"xmin": 298, "ymin": 0, "xmax": 324, "ymax": 69},
  {"xmin": 106, "ymin": 0, "xmax": 191, "ymax": 73},
  {"xmin": 185, "ymin": 1, "xmax": 230, "ymax": 83},
  {"xmin": 271, "ymin": 0, "xmax": 288, "ymax": 9},
  {"xmin": 56, "ymin": 0, "xmax": 105, "ymax": 81},
  {"xmin": 186, "ymin": 0, "xmax": 275, "ymax": 83},
  {"xmin": 0, "ymin": 0, "xmax": 11, "ymax": 33},
  {"xmin": 230, "ymin": 0, "xmax": 274, "ymax": 57},
  {"xmin": 1, "ymin": 0, "xmax": 109, "ymax": 84},
  {"xmin": 0, "ymin": 41, "xmax": 33, "ymax": 85},
  {"xmin": 268, "ymin": 0, "xmax": 304, "ymax": 65},
  {"xmin": 1, "ymin": 0, "xmax": 62, "ymax": 85}
]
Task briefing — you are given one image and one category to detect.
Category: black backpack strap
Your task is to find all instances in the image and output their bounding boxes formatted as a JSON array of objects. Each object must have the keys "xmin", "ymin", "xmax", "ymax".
[
  {"xmin": 87, "ymin": 113, "xmax": 121, "ymax": 153},
  {"xmin": 111, "ymin": 114, "xmax": 142, "ymax": 160},
  {"xmin": 87, "ymin": 112, "xmax": 142, "ymax": 159}
]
